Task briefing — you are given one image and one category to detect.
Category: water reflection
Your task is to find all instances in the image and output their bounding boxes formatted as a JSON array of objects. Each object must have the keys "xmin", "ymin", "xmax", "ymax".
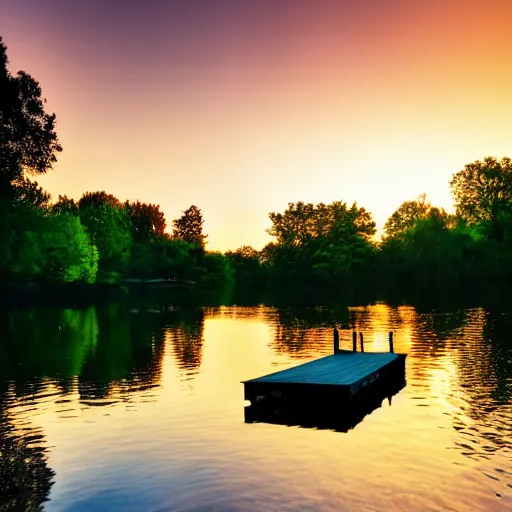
[
  {"xmin": 0, "ymin": 392, "xmax": 54, "ymax": 510},
  {"xmin": 78, "ymin": 303, "xmax": 166, "ymax": 403},
  {"xmin": 245, "ymin": 373, "xmax": 406, "ymax": 433},
  {"xmin": 166, "ymin": 307, "xmax": 205, "ymax": 374},
  {"xmin": 0, "ymin": 307, "xmax": 98, "ymax": 389},
  {"xmin": 0, "ymin": 299, "xmax": 510, "ymax": 510}
]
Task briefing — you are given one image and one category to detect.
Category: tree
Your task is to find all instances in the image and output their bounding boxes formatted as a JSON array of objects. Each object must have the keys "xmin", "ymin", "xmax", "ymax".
[
  {"xmin": 225, "ymin": 245, "xmax": 260, "ymax": 264},
  {"xmin": 78, "ymin": 191, "xmax": 122, "ymax": 210},
  {"xmin": 11, "ymin": 177, "xmax": 51, "ymax": 209},
  {"xmin": 266, "ymin": 201, "xmax": 376, "ymax": 281},
  {"xmin": 268, "ymin": 201, "xmax": 375, "ymax": 246},
  {"xmin": 172, "ymin": 205, "xmax": 207, "ymax": 248},
  {"xmin": 0, "ymin": 37, "xmax": 62, "ymax": 198},
  {"xmin": 79, "ymin": 203, "xmax": 131, "ymax": 280},
  {"xmin": 201, "ymin": 252, "xmax": 234, "ymax": 287},
  {"xmin": 450, "ymin": 156, "xmax": 512, "ymax": 241},
  {"xmin": 53, "ymin": 195, "xmax": 79, "ymax": 215},
  {"xmin": 379, "ymin": 206, "xmax": 479, "ymax": 288},
  {"xmin": 2, "ymin": 206, "xmax": 98, "ymax": 286},
  {"xmin": 225, "ymin": 245, "xmax": 264, "ymax": 285},
  {"xmin": 124, "ymin": 200, "xmax": 166, "ymax": 241},
  {"xmin": 384, "ymin": 193, "xmax": 431, "ymax": 238}
]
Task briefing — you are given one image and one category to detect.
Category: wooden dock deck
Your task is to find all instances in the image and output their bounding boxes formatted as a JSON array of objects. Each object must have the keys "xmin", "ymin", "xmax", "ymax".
[{"xmin": 243, "ymin": 332, "xmax": 406, "ymax": 405}]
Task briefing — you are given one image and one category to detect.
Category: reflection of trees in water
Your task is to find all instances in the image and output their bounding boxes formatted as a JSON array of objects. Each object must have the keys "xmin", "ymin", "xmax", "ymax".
[
  {"xmin": 0, "ymin": 394, "xmax": 54, "ymax": 511},
  {"xmin": 78, "ymin": 302, "xmax": 166, "ymax": 400},
  {"xmin": 417, "ymin": 308, "xmax": 469, "ymax": 341},
  {"xmin": 0, "ymin": 303, "xmax": 168, "ymax": 403},
  {"xmin": 348, "ymin": 307, "xmax": 373, "ymax": 333},
  {"xmin": 273, "ymin": 325, "xmax": 328, "ymax": 356},
  {"xmin": 272, "ymin": 306, "xmax": 350, "ymax": 355},
  {"xmin": 394, "ymin": 305, "xmax": 512, "ymax": 474},
  {"xmin": 451, "ymin": 310, "xmax": 512, "ymax": 419},
  {"xmin": 442, "ymin": 310, "xmax": 512, "ymax": 485},
  {"xmin": 79, "ymin": 303, "xmax": 133, "ymax": 399},
  {"xmin": 0, "ymin": 307, "xmax": 98, "ymax": 391},
  {"xmin": 166, "ymin": 308, "xmax": 205, "ymax": 371},
  {"xmin": 482, "ymin": 312, "xmax": 512, "ymax": 404},
  {"xmin": 203, "ymin": 305, "xmax": 276, "ymax": 323}
]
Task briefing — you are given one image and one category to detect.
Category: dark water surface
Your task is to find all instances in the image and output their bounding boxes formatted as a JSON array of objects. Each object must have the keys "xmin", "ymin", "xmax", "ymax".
[{"xmin": 1, "ymin": 296, "xmax": 511, "ymax": 511}]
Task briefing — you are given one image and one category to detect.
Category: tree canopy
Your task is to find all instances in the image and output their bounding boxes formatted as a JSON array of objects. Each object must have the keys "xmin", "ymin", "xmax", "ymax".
[
  {"xmin": 172, "ymin": 205, "xmax": 207, "ymax": 248},
  {"xmin": 78, "ymin": 191, "xmax": 123, "ymax": 210},
  {"xmin": 384, "ymin": 193, "xmax": 431, "ymax": 238},
  {"xmin": 79, "ymin": 203, "xmax": 132, "ymax": 280},
  {"xmin": 53, "ymin": 195, "xmax": 79, "ymax": 215},
  {"xmin": 124, "ymin": 200, "xmax": 166, "ymax": 241},
  {"xmin": 0, "ymin": 37, "xmax": 62, "ymax": 198},
  {"xmin": 266, "ymin": 201, "xmax": 376, "ymax": 282},
  {"xmin": 12, "ymin": 177, "xmax": 51, "ymax": 208},
  {"xmin": 450, "ymin": 156, "xmax": 512, "ymax": 240},
  {"xmin": 268, "ymin": 201, "xmax": 375, "ymax": 246}
]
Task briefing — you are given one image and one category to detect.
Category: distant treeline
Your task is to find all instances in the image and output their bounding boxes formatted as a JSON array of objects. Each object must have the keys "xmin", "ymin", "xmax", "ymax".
[
  {"xmin": 2, "ymin": 36, "xmax": 512, "ymax": 298},
  {"xmin": 228, "ymin": 157, "xmax": 512, "ymax": 293},
  {"xmin": 0, "ymin": 190, "xmax": 230, "ymax": 292},
  {"xmin": 4, "ymin": 157, "xmax": 512, "ymax": 297}
]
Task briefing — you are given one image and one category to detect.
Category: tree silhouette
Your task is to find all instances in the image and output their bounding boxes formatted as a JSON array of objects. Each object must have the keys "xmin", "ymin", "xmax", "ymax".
[
  {"xmin": 266, "ymin": 201, "xmax": 376, "ymax": 281},
  {"xmin": 124, "ymin": 200, "xmax": 166, "ymax": 241},
  {"xmin": 78, "ymin": 191, "xmax": 123, "ymax": 210},
  {"xmin": 0, "ymin": 37, "xmax": 62, "ymax": 199},
  {"xmin": 53, "ymin": 195, "xmax": 79, "ymax": 215},
  {"xmin": 11, "ymin": 177, "xmax": 51, "ymax": 208},
  {"xmin": 384, "ymin": 193, "xmax": 435, "ymax": 239},
  {"xmin": 172, "ymin": 205, "xmax": 207, "ymax": 248},
  {"xmin": 450, "ymin": 156, "xmax": 512, "ymax": 241},
  {"xmin": 268, "ymin": 201, "xmax": 375, "ymax": 245}
]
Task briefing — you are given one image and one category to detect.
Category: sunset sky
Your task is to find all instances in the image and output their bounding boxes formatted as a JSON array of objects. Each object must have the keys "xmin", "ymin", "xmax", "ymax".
[{"xmin": 2, "ymin": 0, "xmax": 512, "ymax": 250}]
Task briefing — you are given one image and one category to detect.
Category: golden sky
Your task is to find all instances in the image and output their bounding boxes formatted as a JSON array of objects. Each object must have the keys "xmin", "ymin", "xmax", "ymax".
[{"xmin": 2, "ymin": 0, "xmax": 512, "ymax": 250}]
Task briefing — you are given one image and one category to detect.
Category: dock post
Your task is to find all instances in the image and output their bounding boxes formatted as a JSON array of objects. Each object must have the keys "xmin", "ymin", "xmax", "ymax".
[
  {"xmin": 360, "ymin": 332, "xmax": 364, "ymax": 352},
  {"xmin": 352, "ymin": 331, "xmax": 357, "ymax": 352},
  {"xmin": 333, "ymin": 328, "xmax": 340, "ymax": 354},
  {"xmin": 389, "ymin": 331, "xmax": 394, "ymax": 353}
]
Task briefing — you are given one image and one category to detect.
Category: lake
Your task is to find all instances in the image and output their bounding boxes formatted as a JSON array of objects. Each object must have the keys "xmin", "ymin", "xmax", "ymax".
[{"xmin": 1, "ymin": 293, "xmax": 511, "ymax": 511}]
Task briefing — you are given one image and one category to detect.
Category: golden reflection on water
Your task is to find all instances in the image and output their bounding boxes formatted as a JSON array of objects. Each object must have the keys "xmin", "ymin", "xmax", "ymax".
[{"xmin": 1, "ymin": 303, "xmax": 511, "ymax": 511}]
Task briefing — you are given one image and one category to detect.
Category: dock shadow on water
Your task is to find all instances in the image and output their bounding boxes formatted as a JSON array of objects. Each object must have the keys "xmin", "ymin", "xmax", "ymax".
[{"xmin": 244, "ymin": 368, "xmax": 407, "ymax": 433}]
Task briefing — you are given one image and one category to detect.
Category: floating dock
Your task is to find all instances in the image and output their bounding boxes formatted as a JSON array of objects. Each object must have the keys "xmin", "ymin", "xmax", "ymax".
[
  {"xmin": 245, "ymin": 373, "xmax": 406, "ymax": 432},
  {"xmin": 243, "ymin": 331, "xmax": 406, "ymax": 405}
]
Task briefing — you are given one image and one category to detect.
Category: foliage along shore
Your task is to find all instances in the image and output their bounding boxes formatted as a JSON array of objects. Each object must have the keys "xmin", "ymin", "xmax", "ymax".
[{"xmin": 2, "ymin": 35, "xmax": 512, "ymax": 306}]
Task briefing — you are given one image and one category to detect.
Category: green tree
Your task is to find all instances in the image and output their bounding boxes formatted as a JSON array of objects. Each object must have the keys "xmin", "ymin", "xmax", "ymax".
[
  {"xmin": 225, "ymin": 245, "xmax": 272, "ymax": 288},
  {"xmin": 40, "ymin": 214, "xmax": 98, "ymax": 284},
  {"xmin": 201, "ymin": 251, "xmax": 234, "ymax": 287},
  {"xmin": 380, "ymin": 207, "xmax": 476, "ymax": 287},
  {"xmin": 1, "ymin": 205, "xmax": 98, "ymax": 287},
  {"xmin": 268, "ymin": 201, "xmax": 375, "ymax": 246},
  {"xmin": 0, "ymin": 37, "xmax": 62, "ymax": 198},
  {"xmin": 79, "ymin": 203, "xmax": 131, "ymax": 281},
  {"xmin": 225, "ymin": 246, "xmax": 260, "ymax": 270},
  {"xmin": 125, "ymin": 200, "xmax": 166, "ymax": 241},
  {"xmin": 384, "ymin": 193, "xmax": 432, "ymax": 238},
  {"xmin": 450, "ymin": 156, "xmax": 512, "ymax": 241},
  {"xmin": 267, "ymin": 201, "xmax": 376, "ymax": 282},
  {"xmin": 172, "ymin": 205, "xmax": 207, "ymax": 248}
]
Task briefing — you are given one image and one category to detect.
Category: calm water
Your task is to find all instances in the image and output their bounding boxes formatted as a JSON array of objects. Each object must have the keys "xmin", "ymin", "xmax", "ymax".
[{"xmin": 1, "ymin": 297, "xmax": 511, "ymax": 511}]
